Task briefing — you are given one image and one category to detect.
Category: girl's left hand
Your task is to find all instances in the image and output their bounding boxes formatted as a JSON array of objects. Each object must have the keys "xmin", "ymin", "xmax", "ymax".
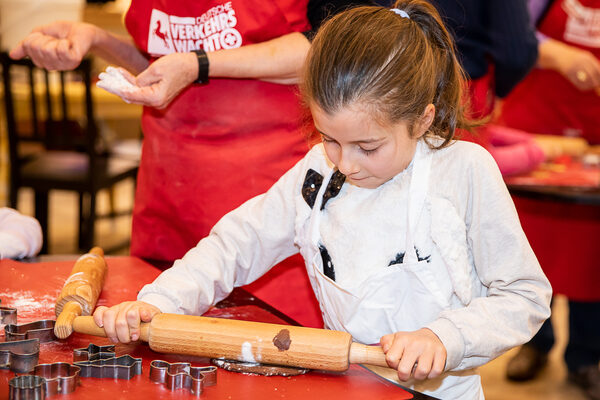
[{"xmin": 380, "ymin": 328, "xmax": 447, "ymax": 381}]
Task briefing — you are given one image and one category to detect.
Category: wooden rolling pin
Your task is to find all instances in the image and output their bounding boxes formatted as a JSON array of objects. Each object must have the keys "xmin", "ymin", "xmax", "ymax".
[
  {"xmin": 54, "ymin": 247, "xmax": 107, "ymax": 339},
  {"xmin": 71, "ymin": 314, "xmax": 389, "ymax": 371}
]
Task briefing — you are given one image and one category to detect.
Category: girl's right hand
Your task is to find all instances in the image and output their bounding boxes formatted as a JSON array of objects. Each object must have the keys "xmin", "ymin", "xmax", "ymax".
[
  {"xmin": 93, "ymin": 301, "xmax": 162, "ymax": 344},
  {"xmin": 380, "ymin": 328, "xmax": 447, "ymax": 381},
  {"xmin": 9, "ymin": 21, "xmax": 99, "ymax": 70}
]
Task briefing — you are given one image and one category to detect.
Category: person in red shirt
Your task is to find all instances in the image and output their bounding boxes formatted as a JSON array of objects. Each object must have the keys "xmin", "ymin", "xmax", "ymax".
[{"xmin": 10, "ymin": 0, "xmax": 372, "ymax": 328}]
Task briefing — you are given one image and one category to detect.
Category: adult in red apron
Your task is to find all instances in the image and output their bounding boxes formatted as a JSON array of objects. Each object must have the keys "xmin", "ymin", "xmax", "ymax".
[
  {"xmin": 500, "ymin": 1, "xmax": 600, "ymax": 144},
  {"xmin": 430, "ymin": 1, "xmax": 545, "ymax": 175},
  {"xmin": 498, "ymin": 1, "xmax": 600, "ymax": 392},
  {"xmin": 498, "ymin": 0, "xmax": 600, "ymax": 300},
  {"xmin": 124, "ymin": 0, "xmax": 322, "ymax": 327}
]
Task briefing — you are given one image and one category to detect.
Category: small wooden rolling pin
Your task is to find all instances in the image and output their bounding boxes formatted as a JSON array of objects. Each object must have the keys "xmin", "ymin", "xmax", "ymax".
[
  {"xmin": 54, "ymin": 247, "xmax": 107, "ymax": 339},
  {"xmin": 70, "ymin": 314, "xmax": 389, "ymax": 372}
]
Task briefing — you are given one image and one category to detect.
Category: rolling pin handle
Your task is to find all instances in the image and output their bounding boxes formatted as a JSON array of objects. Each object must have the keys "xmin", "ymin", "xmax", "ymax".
[
  {"xmin": 72, "ymin": 316, "xmax": 108, "ymax": 338},
  {"xmin": 89, "ymin": 247, "xmax": 105, "ymax": 257},
  {"xmin": 348, "ymin": 342, "xmax": 389, "ymax": 368},
  {"xmin": 54, "ymin": 301, "xmax": 83, "ymax": 339}
]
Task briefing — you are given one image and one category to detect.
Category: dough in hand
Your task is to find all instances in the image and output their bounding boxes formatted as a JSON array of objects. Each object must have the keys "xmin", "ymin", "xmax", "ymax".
[{"xmin": 96, "ymin": 66, "xmax": 139, "ymax": 102}]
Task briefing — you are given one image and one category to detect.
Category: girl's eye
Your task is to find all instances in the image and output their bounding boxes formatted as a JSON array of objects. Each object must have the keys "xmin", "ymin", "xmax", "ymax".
[
  {"xmin": 320, "ymin": 134, "xmax": 335, "ymax": 143},
  {"xmin": 360, "ymin": 147, "xmax": 378, "ymax": 155}
]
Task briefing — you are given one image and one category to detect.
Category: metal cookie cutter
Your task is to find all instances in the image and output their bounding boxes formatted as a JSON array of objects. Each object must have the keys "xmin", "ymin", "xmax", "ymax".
[
  {"xmin": 0, "ymin": 299, "xmax": 17, "ymax": 325},
  {"xmin": 150, "ymin": 360, "xmax": 217, "ymax": 396},
  {"xmin": 7, "ymin": 363, "xmax": 81, "ymax": 399},
  {"xmin": 73, "ymin": 344, "xmax": 116, "ymax": 362},
  {"xmin": 0, "ymin": 338, "xmax": 40, "ymax": 373},
  {"xmin": 5, "ymin": 320, "xmax": 56, "ymax": 343},
  {"xmin": 8, "ymin": 375, "xmax": 45, "ymax": 400},
  {"xmin": 74, "ymin": 354, "xmax": 142, "ymax": 379},
  {"xmin": 31, "ymin": 362, "xmax": 81, "ymax": 396}
]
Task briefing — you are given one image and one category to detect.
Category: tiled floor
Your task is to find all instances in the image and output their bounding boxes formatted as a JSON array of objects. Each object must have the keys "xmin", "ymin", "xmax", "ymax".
[{"xmin": 3, "ymin": 183, "xmax": 591, "ymax": 399}]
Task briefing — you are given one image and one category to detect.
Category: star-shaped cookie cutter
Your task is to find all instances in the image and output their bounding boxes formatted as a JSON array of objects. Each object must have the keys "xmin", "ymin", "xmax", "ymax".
[
  {"xmin": 73, "ymin": 343, "xmax": 116, "ymax": 362},
  {"xmin": 73, "ymin": 344, "xmax": 142, "ymax": 379},
  {"xmin": 149, "ymin": 360, "xmax": 217, "ymax": 396},
  {"xmin": 74, "ymin": 355, "xmax": 143, "ymax": 379}
]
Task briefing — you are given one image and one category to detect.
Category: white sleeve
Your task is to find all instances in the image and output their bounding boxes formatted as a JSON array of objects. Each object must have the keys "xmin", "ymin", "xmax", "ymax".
[
  {"xmin": 137, "ymin": 156, "xmax": 307, "ymax": 315},
  {"xmin": 0, "ymin": 208, "xmax": 43, "ymax": 260},
  {"xmin": 427, "ymin": 149, "xmax": 552, "ymax": 371}
]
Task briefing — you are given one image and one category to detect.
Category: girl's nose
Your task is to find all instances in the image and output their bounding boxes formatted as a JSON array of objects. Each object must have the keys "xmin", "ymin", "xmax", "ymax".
[{"xmin": 337, "ymin": 150, "xmax": 359, "ymax": 176}]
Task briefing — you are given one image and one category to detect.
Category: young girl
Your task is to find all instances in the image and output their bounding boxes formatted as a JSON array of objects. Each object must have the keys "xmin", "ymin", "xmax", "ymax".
[{"xmin": 94, "ymin": 1, "xmax": 551, "ymax": 398}]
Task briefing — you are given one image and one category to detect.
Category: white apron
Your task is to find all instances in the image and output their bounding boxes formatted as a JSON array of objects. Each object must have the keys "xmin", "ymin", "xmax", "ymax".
[{"xmin": 302, "ymin": 142, "xmax": 484, "ymax": 400}]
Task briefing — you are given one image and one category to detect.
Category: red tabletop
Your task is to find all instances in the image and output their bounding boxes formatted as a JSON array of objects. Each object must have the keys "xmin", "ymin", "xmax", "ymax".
[
  {"xmin": 505, "ymin": 155, "xmax": 600, "ymax": 205},
  {"xmin": 503, "ymin": 155, "xmax": 600, "ymax": 300},
  {"xmin": 0, "ymin": 257, "xmax": 422, "ymax": 399}
]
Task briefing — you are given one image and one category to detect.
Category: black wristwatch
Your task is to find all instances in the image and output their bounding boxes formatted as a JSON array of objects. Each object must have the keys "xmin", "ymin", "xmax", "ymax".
[{"xmin": 192, "ymin": 49, "xmax": 209, "ymax": 84}]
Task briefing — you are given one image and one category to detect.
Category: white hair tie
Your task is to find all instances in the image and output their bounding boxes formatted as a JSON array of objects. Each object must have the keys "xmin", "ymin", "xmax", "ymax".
[{"xmin": 390, "ymin": 8, "xmax": 410, "ymax": 19}]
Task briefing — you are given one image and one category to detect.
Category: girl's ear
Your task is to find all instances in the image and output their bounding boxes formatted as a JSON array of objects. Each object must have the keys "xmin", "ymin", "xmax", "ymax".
[{"xmin": 415, "ymin": 104, "xmax": 435, "ymax": 138}]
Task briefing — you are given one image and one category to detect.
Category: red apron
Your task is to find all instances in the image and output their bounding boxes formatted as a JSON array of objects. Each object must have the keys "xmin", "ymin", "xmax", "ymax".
[
  {"xmin": 125, "ymin": 0, "xmax": 323, "ymax": 326},
  {"xmin": 456, "ymin": 71, "xmax": 494, "ymax": 148},
  {"xmin": 499, "ymin": 0, "xmax": 600, "ymax": 144},
  {"xmin": 499, "ymin": 0, "xmax": 600, "ymax": 300}
]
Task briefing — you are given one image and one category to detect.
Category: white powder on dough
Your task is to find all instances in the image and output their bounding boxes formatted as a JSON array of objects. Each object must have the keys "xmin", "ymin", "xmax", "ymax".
[{"xmin": 241, "ymin": 341, "xmax": 257, "ymax": 363}]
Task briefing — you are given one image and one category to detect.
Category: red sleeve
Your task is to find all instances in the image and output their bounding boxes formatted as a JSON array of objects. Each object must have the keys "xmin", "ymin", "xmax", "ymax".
[{"xmin": 485, "ymin": 124, "xmax": 545, "ymax": 176}]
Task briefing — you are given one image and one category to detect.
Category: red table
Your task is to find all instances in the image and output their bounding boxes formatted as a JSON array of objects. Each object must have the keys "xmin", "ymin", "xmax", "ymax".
[
  {"xmin": 505, "ymin": 155, "xmax": 600, "ymax": 205},
  {"xmin": 504, "ymin": 156, "xmax": 600, "ymax": 300},
  {"xmin": 0, "ymin": 257, "xmax": 431, "ymax": 399}
]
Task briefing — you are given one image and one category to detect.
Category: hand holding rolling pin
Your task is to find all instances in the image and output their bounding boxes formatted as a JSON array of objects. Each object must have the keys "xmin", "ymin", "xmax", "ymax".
[
  {"xmin": 380, "ymin": 328, "xmax": 447, "ymax": 381},
  {"xmin": 93, "ymin": 301, "xmax": 161, "ymax": 343}
]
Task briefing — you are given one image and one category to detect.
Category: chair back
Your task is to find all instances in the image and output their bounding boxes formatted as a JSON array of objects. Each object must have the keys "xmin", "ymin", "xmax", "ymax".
[{"xmin": 1, "ymin": 52, "xmax": 100, "ymax": 206}]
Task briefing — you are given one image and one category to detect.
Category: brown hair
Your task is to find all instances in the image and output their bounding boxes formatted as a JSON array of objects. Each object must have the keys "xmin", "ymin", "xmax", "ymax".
[{"xmin": 302, "ymin": 0, "xmax": 475, "ymax": 148}]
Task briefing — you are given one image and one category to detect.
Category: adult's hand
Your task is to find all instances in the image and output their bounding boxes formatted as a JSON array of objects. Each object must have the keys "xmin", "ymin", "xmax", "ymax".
[
  {"xmin": 533, "ymin": 134, "xmax": 589, "ymax": 160},
  {"xmin": 539, "ymin": 39, "xmax": 600, "ymax": 92},
  {"xmin": 118, "ymin": 52, "xmax": 198, "ymax": 109},
  {"xmin": 10, "ymin": 21, "xmax": 98, "ymax": 70}
]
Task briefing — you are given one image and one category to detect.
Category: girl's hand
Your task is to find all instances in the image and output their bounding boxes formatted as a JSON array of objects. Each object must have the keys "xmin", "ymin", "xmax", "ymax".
[
  {"xmin": 93, "ymin": 301, "xmax": 161, "ymax": 344},
  {"xmin": 380, "ymin": 328, "xmax": 447, "ymax": 381}
]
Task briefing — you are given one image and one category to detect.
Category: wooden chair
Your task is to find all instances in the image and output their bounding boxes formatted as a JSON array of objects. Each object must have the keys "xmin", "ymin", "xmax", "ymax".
[{"xmin": 1, "ymin": 52, "xmax": 139, "ymax": 254}]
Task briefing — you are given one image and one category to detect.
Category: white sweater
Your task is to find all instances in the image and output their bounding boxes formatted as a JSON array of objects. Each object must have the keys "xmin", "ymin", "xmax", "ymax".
[
  {"xmin": 0, "ymin": 208, "xmax": 42, "ymax": 259},
  {"xmin": 138, "ymin": 140, "xmax": 551, "ymax": 374}
]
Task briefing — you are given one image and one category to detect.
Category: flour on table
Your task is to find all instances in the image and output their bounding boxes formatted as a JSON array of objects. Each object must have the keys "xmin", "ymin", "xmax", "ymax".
[{"xmin": 0, "ymin": 290, "xmax": 58, "ymax": 323}]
